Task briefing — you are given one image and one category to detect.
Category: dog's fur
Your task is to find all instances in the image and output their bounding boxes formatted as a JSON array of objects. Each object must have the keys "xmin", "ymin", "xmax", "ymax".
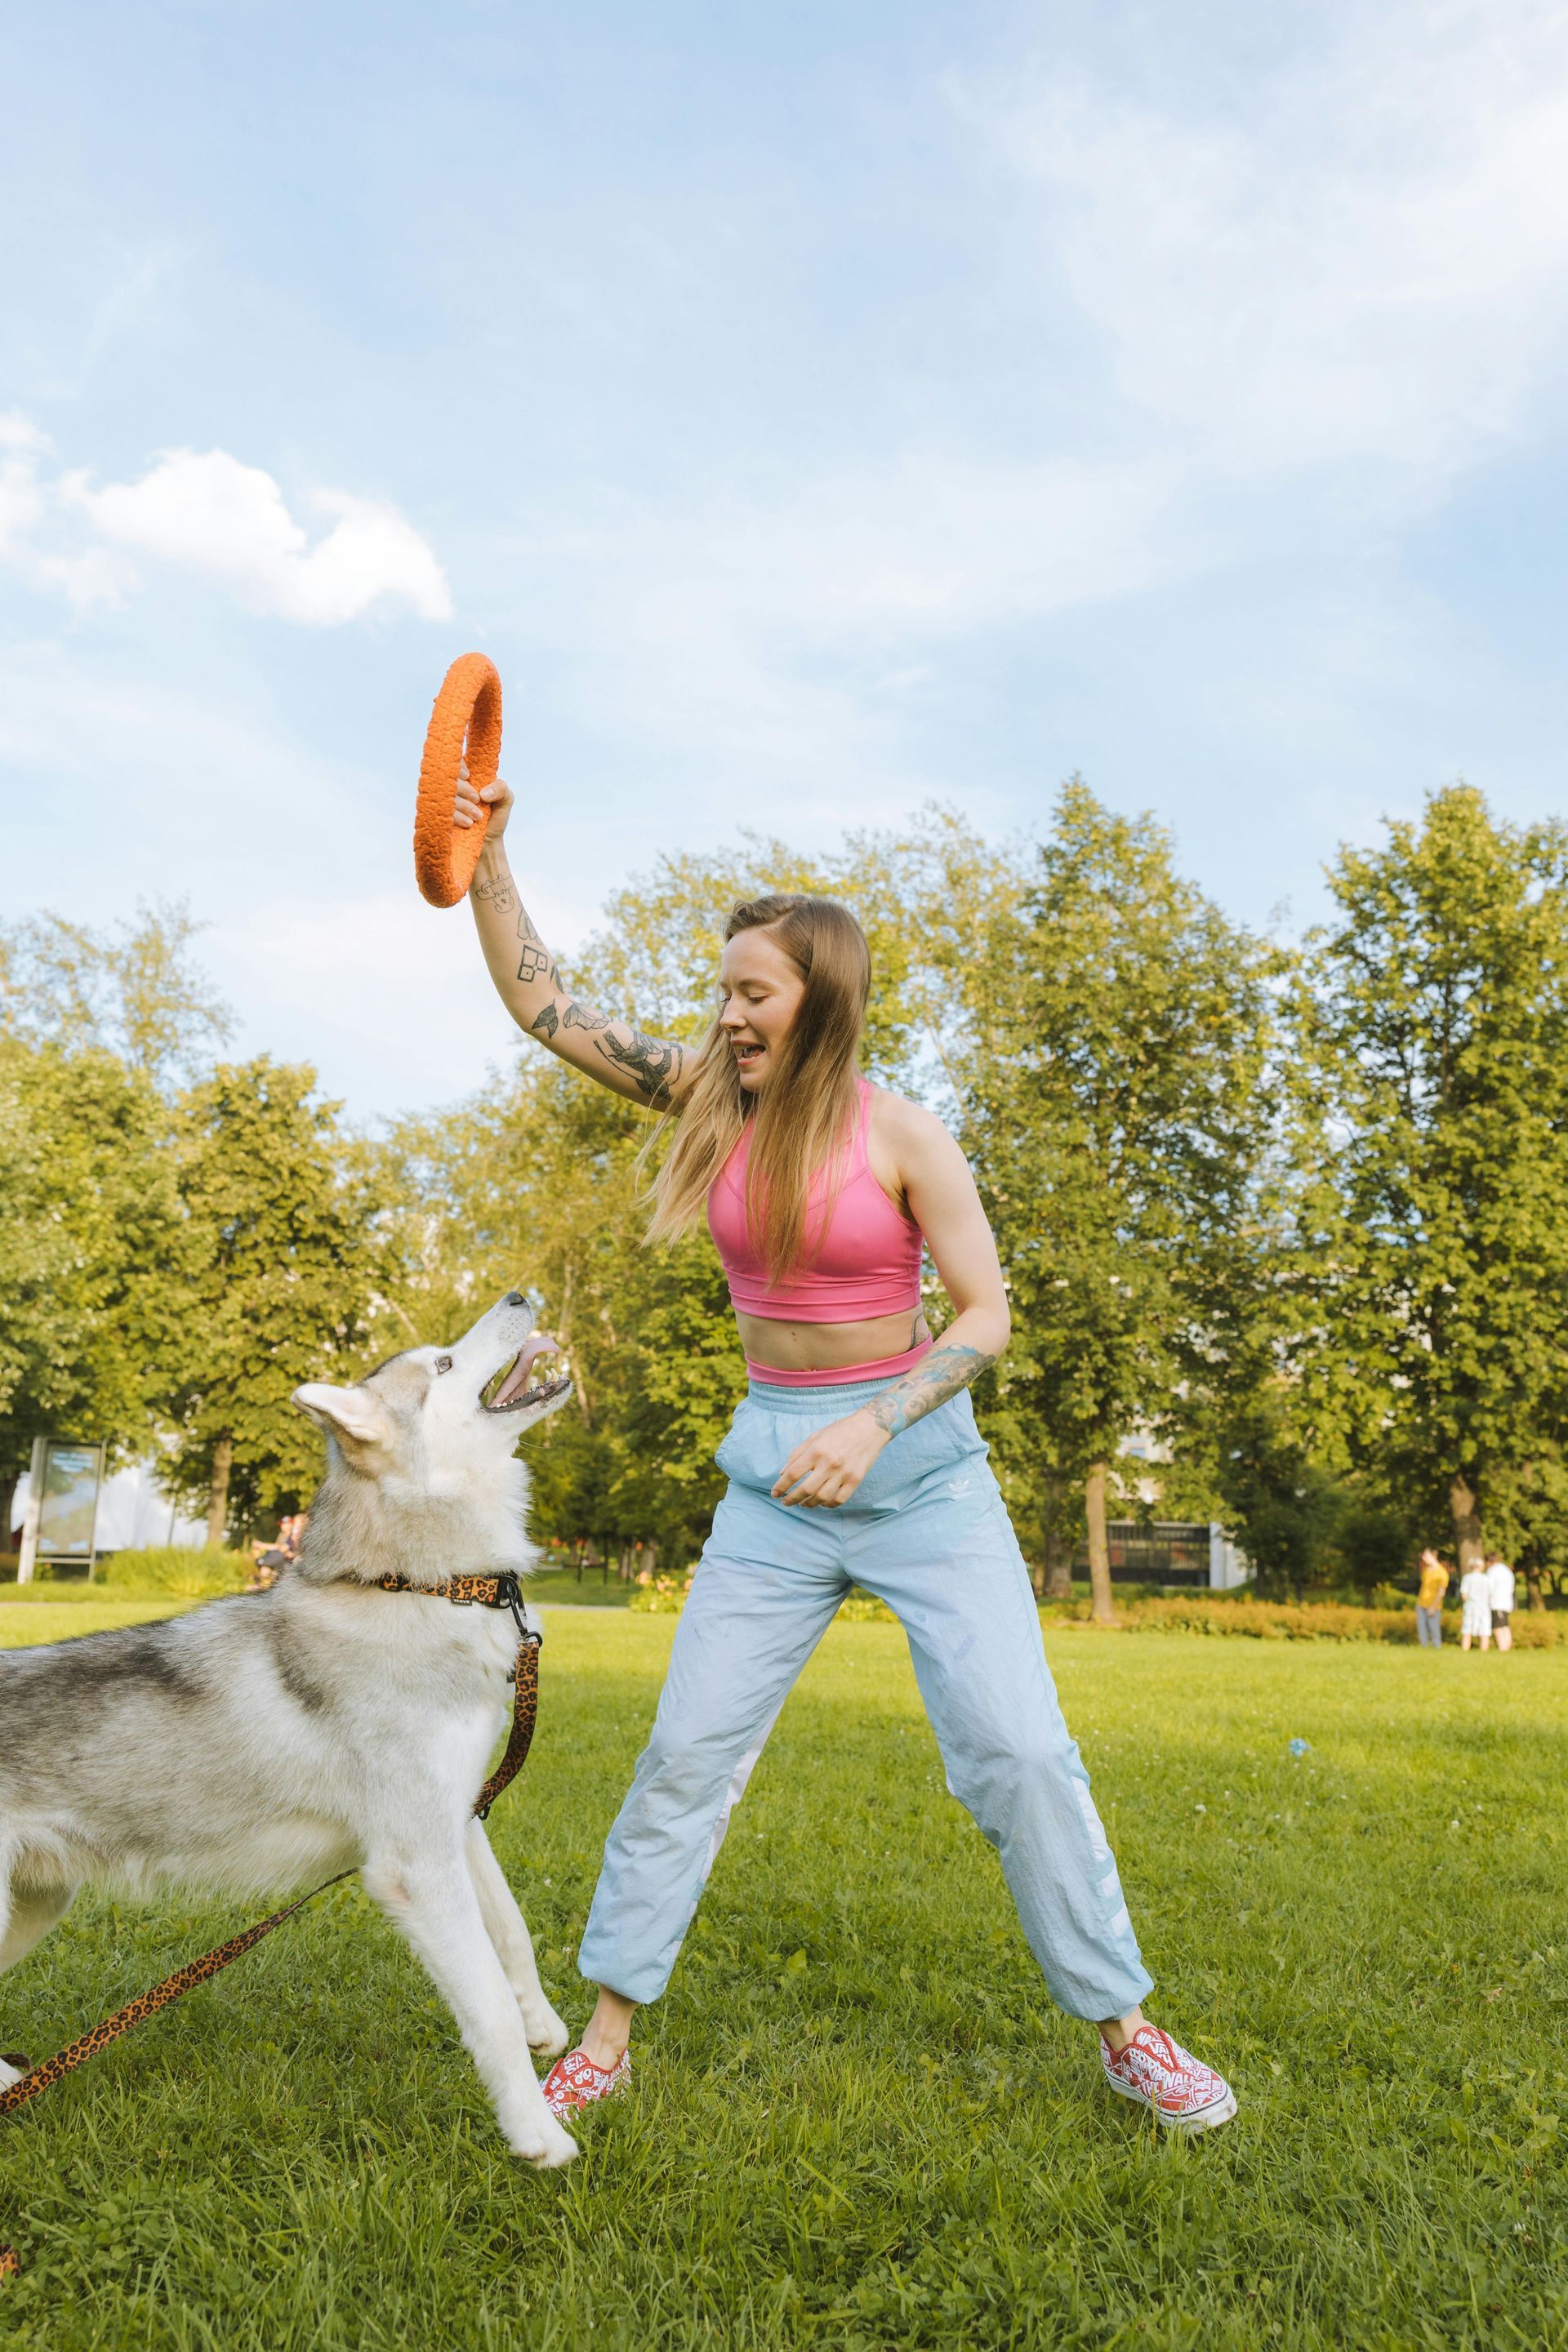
[{"xmin": 0, "ymin": 1292, "xmax": 581, "ymax": 2167}]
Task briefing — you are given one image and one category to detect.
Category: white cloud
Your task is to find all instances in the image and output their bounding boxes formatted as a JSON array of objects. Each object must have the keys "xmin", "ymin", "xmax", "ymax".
[
  {"xmin": 955, "ymin": 1, "xmax": 1568, "ymax": 501},
  {"xmin": 0, "ymin": 428, "xmax": 451, "ymax": 624},
  {"xmin": 0, "ymin": 441, "xmax": 136, "ymax": 607},
  {"xmin": 0, "ymin": 412, "xmax": 51, "ymax": 454}
]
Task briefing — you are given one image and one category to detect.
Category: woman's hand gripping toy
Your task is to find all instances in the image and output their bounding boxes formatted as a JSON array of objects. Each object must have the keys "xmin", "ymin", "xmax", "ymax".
[{"xmin": 413, "ymin": 652, "xmax": 504, "ymax": 907}]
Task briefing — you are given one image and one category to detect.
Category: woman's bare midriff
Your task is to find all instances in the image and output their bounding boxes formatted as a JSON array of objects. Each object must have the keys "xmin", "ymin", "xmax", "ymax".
[{"xmin": 733, "ymin": 1307, "xmax": 931, "ymax": 1374}]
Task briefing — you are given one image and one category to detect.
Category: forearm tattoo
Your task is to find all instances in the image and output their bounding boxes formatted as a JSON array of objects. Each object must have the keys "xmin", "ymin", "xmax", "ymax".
[
  {"xmin": 513, "ymin": 909, "xmax": 561, "ymax": 991},
  {"xmin": 595, "ymin": 1027, "xmax": 684, "ymax": 1107},
  {"xmin": 472, "ymin": 871, "xmax": 518, "ymax": 915},
  {"xmin": 867, "ymin": 1342, "xmax": 996, "ymax": 1438},
  {"xmin": 479, "ymin": 887, "xmax": 683, "ymax": 1099}
]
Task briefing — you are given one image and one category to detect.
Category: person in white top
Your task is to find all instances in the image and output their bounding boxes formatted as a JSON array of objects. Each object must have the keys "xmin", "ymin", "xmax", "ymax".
[
  {"xmin": 1484, "ymin": 1555, "xmax": 1516, "ymax": 1652},
  {"xmin": 1459, "ymin": 1561, "xmax": 1493, "ymax": 1651}
]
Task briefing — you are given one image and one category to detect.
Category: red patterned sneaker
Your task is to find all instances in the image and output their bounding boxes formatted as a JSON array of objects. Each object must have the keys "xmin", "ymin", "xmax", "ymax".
[
  {"xmin": 1100, "ymin": 2025, "xmax": 1236, "ymax": 2132},
  {"xmin": 542, "ymin": 2047, "xmax": 631, "ymax": 2118}
]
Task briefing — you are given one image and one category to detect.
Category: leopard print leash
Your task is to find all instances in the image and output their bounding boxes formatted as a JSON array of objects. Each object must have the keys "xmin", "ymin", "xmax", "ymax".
[{"xmin": 0, "ymin": 1573, "xmax": 541, "ymax": 2133}]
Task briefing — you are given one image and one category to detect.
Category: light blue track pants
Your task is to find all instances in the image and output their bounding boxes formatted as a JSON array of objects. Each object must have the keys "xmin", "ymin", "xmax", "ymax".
[{"xmin": 577, "ymin": 1376, "xmax": 1154, "ymax": 2022}]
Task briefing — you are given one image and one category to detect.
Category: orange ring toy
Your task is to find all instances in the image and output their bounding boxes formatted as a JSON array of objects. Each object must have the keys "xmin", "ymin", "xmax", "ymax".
[{"xmin": 414, "ymin": 653, "xmax": 503, "ymax": 907}]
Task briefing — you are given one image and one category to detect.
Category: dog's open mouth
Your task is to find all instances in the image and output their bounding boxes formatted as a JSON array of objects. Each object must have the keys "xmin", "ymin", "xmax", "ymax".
[{"xmin": 480, "ymin": 1333, "xmax": 572, "ymax": 1414}]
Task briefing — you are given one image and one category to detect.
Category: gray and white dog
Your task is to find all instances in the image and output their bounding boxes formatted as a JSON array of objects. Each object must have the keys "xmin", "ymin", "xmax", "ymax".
[{"xmin": 0, "ymin": 1291, "xmax": 581, "ymax": 2167}]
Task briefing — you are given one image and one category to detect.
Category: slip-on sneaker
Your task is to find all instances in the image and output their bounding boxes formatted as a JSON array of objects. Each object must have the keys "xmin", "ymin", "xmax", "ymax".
[
  {"xmin": 1101, "ymin": 2025, "xmax": 1236, "ymax": 2132},
  {"xmin": 542, "ymin": 2047, "xmax": 631, "ymax": 2118}
]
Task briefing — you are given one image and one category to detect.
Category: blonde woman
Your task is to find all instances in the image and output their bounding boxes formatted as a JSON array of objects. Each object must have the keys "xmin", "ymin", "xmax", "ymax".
[{"xmin": 457, "ymin": 763, "xmax": 1236, "ymax": 2134}]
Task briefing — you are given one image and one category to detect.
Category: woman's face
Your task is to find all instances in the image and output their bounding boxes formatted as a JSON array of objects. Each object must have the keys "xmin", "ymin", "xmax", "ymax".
[{"xmin": 719, "ymin": 926, "xmax": 807, "ymax": 1093}]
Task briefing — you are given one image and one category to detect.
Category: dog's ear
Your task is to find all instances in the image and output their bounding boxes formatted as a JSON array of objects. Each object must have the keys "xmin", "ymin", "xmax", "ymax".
[{"xmin": 292, "ymin": 1382, "xmax": 393, "ymax": 1454}]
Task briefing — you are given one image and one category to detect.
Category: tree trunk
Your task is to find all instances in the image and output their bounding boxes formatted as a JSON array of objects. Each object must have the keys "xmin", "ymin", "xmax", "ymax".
[
  {"xmin": 206, "ymin": 1434, "xmax": 234, "ymax": 1549},
  {"xmin": 0, "ymin": 1472, "xmax": 17, "ymax": 1554},
  {"xmin": 1041, "ymin": 1473, "xmax": 1071, "ymax": 1599},
  {"xmin": 1449, "ymin": 1472, "xmax": 1483, "ymax": 1581},
  {"xmin": 1524, "ymin": 1561, "xmax": 1546, "ymax": 1612},
  {"xmin": 1085, "ymin": 1460, "xmax": 1115, "ymax": 1625}
]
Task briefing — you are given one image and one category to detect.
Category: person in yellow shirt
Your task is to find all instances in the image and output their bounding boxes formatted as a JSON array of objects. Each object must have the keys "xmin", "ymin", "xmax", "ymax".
[{"xmin": 1415, "ymin": 1549, "xmax": 1450, "ymax": 1647}]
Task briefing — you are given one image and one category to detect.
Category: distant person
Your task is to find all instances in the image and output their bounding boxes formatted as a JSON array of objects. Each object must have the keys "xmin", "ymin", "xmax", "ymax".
[
  {"xmin": 246, "ymin": 1538, "xmax": 286, "ymax": 1592},
  {"xmin": 1415, "ymin": 1548, "xmax": 1450, "ymax": 1647},
  {"xmin": 1485, "ymin": 1553, "xmax": 1516, "ymax": 1653},
  {"xmin": 1459, "ymin": 1558, "xmax": 1493, "ymax": 1652}
]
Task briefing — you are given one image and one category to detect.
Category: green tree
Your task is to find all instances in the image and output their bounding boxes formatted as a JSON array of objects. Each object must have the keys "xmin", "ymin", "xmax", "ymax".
[
  {"xmin": 158, "ymin": 1058, "xmax": 387, "ymax": 1539},
  {"xmin": 0, "ymin": 1036, "xmax": 184, "ymax": 1542},
  {"xmin": 0, "ymin": 898, "xmax": 234, "ymax": 1091},
  {"xmin": 956, "ymin": 782, "xmax": 1280, "ymax": 1620},
  {"xmin": 1292, "ymin": 783, "xmax": 1568, "ymax": 1600}
]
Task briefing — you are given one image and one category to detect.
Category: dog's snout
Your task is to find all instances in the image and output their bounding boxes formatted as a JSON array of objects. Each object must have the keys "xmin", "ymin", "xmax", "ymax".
[{"xmin": 504, "ymin": 1291, "xmax": 526, "ymax": 1307}]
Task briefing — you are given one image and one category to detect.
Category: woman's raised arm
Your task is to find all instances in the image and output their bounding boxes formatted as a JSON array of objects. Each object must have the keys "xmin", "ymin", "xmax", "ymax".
[{"xmin": 460, "ymin": 762, "xmax": 691, "ymax": 1110}]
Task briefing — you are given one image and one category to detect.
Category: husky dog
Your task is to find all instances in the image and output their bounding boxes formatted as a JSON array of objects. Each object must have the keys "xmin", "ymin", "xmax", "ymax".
[{"xmin": 0, "ymin": 1292, "xmax": 581, "ymax": 2167}]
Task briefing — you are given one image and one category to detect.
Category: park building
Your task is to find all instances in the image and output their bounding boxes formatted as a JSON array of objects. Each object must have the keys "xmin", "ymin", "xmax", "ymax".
[{"xmin": 1080, "ymin": 1430, "xmax": 1250, "ymax": 1592}]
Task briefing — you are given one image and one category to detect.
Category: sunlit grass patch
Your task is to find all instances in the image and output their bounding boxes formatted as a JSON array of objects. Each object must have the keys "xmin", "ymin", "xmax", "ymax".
[{"xmin": 0, "ymin": 1612, "xmax": 1563, "ymax": 2350}]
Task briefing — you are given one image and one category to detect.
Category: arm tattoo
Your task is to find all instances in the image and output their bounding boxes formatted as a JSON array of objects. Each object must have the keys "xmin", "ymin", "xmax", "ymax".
[
  {"xmin": 595, "ymin": 1027, "xmax": 684, "ymax": 1107},
  {"xmin": 562, "ymin": 1000, "xmax": 612, "ymax": 1033},
  {"xmin": 867, "ymin": 1342, "xmax": 996, "ymax": 1438},
  {"xmin": 531, "ymin": 1004, "xmax": 559, "ymax": 1039},
  {"xmin": 473, "ymin": 873, "xmax": 518, "ymax": 914},
  {"xmin": 517, "ymin": 939, "xmax": 553, "ymax": 987}
]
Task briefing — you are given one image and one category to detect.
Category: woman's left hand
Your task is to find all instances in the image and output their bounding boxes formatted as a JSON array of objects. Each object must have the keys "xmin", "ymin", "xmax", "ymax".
[{"xmin": 772, "ymin": 1409, "xmax": 891, "ymax": 1508}]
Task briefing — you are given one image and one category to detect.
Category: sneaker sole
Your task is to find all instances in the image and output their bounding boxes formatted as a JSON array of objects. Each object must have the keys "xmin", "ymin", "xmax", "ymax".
[{"xmin": 1103, "ymin": 2073, "xmax": 1238, "ymax": 2132}]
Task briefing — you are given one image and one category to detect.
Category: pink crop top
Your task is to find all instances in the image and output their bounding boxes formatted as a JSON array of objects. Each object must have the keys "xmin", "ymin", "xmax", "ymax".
[{"xmin": 707, "ymin": 1080, "xmax": 923, "ymax": 1323}]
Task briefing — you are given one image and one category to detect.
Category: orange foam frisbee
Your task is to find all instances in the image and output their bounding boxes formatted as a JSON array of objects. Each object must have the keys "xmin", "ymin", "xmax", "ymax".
[{"xmin": 414, "ymin": 652, "xmax": 503, "ymax": 907}]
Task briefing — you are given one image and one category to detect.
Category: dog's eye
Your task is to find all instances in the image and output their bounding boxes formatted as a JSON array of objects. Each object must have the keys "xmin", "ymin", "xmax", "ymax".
[{"xmin": 434, "ymin": 1355, "xmax": 452, "ymax": 1374}]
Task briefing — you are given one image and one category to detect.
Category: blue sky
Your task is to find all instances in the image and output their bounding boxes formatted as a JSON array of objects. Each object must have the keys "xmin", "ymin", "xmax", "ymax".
[{"xmin": 4, "ymin": 0, "xmax": 1568, "ymax": 1119}]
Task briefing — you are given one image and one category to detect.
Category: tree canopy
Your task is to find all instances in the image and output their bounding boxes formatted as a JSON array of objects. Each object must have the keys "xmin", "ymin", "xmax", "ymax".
[{"xmin": 5, "ymin": 786, "xmax": 1567, "ymax": 1609}]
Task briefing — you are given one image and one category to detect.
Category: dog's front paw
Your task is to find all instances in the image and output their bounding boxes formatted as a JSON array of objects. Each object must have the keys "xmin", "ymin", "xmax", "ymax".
[
  {"xmin": 521, "ymin": 2000, "xmax": 569, "ymax": 2057},
  {"xmin": 511, "ymin": 2117, "xmax": 578, "ymax": 2169},
  {"xmin": 0, "ymin": 2054, "xmax": 29, "ymax": 2091}
]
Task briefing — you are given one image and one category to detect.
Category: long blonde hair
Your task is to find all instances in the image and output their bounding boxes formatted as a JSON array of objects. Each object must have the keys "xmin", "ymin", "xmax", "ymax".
[{"xmin": 643, "ymin": 893, "xmax": 871, "ymax": 1281}]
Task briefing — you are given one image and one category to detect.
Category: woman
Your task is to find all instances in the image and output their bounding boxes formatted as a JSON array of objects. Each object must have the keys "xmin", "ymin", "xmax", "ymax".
[
  {"xmin": 457, "ymin": 763, "xmax": 1236, "ymax": 2133},
  {"xmin": 1459, "ymin": 1558, "xmax": 1493, "ymax": 1653}
]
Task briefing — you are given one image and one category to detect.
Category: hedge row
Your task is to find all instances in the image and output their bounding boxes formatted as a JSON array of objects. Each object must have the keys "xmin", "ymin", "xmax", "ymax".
[{"xmin": 1039, "ymin": 1594, "xmax": 1567, "ymax": 1644}]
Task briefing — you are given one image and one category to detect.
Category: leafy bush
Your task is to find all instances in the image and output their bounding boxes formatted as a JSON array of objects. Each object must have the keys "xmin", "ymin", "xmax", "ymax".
[
  {"xmin": 594, "ymin": 1568, "xmax": 1568, "ymax": 1643},
  {"xmin": 96, "ymin": 1546, "xmax": 250, "ymax": 1597},
  {"xmin": 628, "ymin": 1572, "xmax": 694, "ymax": 1614}
]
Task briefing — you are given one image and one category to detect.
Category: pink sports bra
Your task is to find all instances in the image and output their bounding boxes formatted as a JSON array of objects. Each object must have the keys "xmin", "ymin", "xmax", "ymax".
[{"xmin": 707, "ymin": 1080, "xmax": 924, "ymax": 1338}]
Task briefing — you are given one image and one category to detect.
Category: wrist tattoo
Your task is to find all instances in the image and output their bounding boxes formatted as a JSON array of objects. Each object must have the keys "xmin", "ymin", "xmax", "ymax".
[{"xmin": 867, "ymin": 1342, "xmax": 996, "ymax": 1439}]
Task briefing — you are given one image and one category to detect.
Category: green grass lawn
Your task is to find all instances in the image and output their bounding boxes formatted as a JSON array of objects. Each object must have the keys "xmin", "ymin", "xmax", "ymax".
[
  {"xmin": 0, "ymin": 1586, "xmax": 199, "ymax": 1645},
  {"xmin": 0, "ymin": 1610, "xmax": 1563, "ymax": 2351}
]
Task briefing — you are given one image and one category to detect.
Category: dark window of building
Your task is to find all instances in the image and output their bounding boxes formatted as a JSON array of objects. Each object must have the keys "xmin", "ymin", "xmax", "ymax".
[{"xmin": 1075, "ymin": 1521, "xmax": 1210, "ymax": 1588}]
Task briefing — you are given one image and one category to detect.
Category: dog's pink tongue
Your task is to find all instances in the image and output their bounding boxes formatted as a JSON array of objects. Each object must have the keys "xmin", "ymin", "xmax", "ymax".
[{"xmin": 494, "ymin": 1334, "xmax": 556, "ymax": 1406}]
